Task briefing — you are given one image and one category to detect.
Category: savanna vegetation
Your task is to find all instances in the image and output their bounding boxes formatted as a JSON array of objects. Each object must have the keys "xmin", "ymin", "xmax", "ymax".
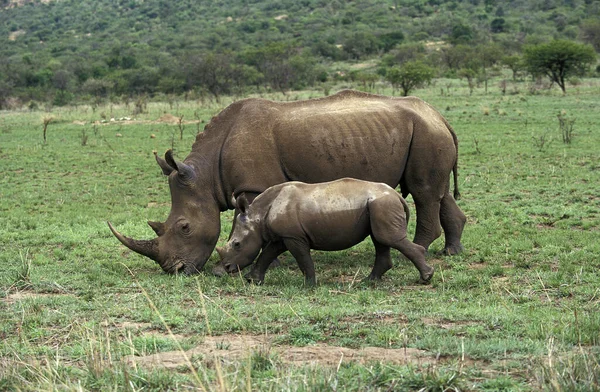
[
  {"xmin": 0, "ymin": 0, "xmax": 599, "ymax": 107},
  {"xmin": 1, "ymin": 75, "xmax": 599, "ymax": 389},
  {"xmin": 1, "ymin": 0, "xmax": 600, "ymax": 390}
]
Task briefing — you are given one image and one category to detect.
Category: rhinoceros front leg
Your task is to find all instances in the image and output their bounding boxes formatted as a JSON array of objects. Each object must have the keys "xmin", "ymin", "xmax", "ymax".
[
  {"xmin": 440, "ymin": 192, "xmax": 466, "ymax": 255},
  {"xmin": 283, "ymin": 239, "xmax": 317, "ymax": 286},
  {"xmin": 365, "ymin": 238, "xmax": 393, "ymax": 281},
  {"xmin": 245, "ymin": 241, "xmax": 287, "ymax": 284}
]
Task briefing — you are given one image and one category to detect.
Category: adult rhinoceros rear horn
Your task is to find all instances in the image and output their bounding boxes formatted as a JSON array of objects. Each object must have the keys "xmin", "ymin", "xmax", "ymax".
[
  {"xmin": 154, "ymin": 151, "xmax": 174, "ymax": 176},
  {"xmin": 164, "ymin": 149, "xmax": 195, "ymax": 182},
  {"xmin": 147, "ymin": 220, "xmax": 165, "ymax": 236},
  {"xmin": 107, "ymin": 221, "xmax": 159, "ymax": 261}
]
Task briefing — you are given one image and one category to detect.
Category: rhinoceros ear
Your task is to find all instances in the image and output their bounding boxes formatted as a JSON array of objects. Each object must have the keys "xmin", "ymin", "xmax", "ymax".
[
  {"xmin": 148, "ymin": 220, "xmax": 165, "ymax": 236},
  {"xmin": 154, "ymin": 151, "xmax": 174, "ymax": 176},
  {"xmin": 165, "ymin": 149, "xmax": 195, "ymax": 182},
  {"xmin": 237, "ymin": 193, "xmax": 250, "ymax": 215}
]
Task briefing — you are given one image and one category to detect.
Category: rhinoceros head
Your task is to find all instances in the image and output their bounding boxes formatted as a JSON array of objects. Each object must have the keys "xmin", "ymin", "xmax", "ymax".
[
  {"xmin": 213, "ymin": 194, "xmax": 263, "ymax": 276},
  {"xmin": 108, "ymin": 150, "xmax": 220, "ymax": 275}
]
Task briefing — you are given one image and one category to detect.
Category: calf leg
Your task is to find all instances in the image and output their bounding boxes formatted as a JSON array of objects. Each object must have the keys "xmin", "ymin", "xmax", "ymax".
[
  {"xmin": 283, "ymin": 238, "xmax": 317, "ymax": 286},
  {"xmin": 245, "ymin": 241, "xmax": 287, "ymax": 284},
  {"xmin": 364, "ymin": 238, "xmax": 393, "ymax": 281},
  {"xmin": 440, "ymin": 192, "xmax": 466, "ymax": 255},
  {"xmin": 369, "ymin": 195, "xmax": 434, "ymax": 284},
  {"xmin": 394, "ymin": 238, "xmax": 433, "ymax": 284}
]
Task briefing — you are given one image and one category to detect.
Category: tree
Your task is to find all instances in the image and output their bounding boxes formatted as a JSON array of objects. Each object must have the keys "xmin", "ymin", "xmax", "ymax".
[
  {"xmin": 502, "ymin": 54, "xmax": 525, "ymax": 80},
  {"xmin": 449, "ymin": 23, "xmax": 474, "ymax": 45},
  {"xmin": 580, "ymin": 18, "xmax": 600, "ymax": 52},
  {"xmin": 385, "ymin": 61, "xmax": 435, "ymax": 96},
  {"xmin": 523, "ymin": 40, "xmax": 596, "ymax": 93},
  {"xmin": 185, "ymin": 53, "xmax": 234, "ymax": 101}
]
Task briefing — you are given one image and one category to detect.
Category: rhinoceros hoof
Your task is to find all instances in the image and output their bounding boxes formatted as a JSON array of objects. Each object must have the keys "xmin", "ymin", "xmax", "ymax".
[
  {"xmin": 244, "ymin": 272, "xmax": 264, "ymax": 285},
  {"xmin": 439, "ymin": 243, "xmax": 464, "ymax": 256}
]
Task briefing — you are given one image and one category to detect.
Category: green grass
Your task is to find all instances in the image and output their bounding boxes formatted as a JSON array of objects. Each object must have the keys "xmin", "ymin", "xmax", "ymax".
[{"xmin": 1, "ymin": 79, "xmax": 600, "ymax": 390}]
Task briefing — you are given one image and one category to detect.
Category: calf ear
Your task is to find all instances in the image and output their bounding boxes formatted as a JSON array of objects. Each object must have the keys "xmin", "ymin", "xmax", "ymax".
[
  {"xmin": 237, "ymin": 193, "xmax": 250, "ymax": 215},
  {"xmin": 154, "ymin": 151, "xmax": 174, "ymax": 176}
]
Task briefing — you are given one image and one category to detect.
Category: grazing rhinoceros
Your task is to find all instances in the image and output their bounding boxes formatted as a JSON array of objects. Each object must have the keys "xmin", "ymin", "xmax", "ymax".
[
  {"xmin": 108, "ymin": 90, "xmax": 465, "ymax": 275},
  {"xmin": 216, "ymin": 178, "xmax": 434, "ymax": 285}
]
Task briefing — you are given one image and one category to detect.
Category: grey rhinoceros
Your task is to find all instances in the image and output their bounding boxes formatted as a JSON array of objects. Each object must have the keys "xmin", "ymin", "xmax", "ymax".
[
  {"xmin": 108, "ymin": 90, "xmax": 466, "ymax": 275},
  {"xmin": 216, "ymin": 178, "xmax": 434, "ymax": 286}
]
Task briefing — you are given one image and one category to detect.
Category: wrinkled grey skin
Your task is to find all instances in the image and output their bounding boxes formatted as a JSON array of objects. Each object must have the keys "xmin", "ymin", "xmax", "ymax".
[
  {"xmin": 217, "ymin": 178, "xmax": 434, "ymax": 286},
  {"xmin": 108, "ymin": 90, "xmax": 465, "ymax": 275}
]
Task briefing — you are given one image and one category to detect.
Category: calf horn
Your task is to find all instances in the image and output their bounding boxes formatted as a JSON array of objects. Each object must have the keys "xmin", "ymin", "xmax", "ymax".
[{"xmin": 107, "ymin": 221, "xmax": 159, "ymax": 261}]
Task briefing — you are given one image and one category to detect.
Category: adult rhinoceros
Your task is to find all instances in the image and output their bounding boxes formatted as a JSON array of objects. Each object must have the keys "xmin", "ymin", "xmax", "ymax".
[{"xmin": 108, "ymin": 90, "xmax": 466, "ymax": 275}]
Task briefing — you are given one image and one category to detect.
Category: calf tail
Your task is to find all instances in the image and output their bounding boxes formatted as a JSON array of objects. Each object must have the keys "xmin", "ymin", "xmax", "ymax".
[{"xmin": 399, "ymin": 195, "xmax": 411, "ymax": 223}]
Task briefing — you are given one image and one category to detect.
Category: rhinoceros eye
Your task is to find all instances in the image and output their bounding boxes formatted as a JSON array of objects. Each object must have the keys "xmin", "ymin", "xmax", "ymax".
[
  {"xmin": 233, "ymin": 241, "xmax": 241, "ymax": 250},
  {"xmin": 181, "ymin": 222, "xmax": 191, "ymax": 234}
]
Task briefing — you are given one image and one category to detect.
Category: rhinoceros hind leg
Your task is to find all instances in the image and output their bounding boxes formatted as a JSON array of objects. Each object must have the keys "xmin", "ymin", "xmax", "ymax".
[
  {"xmin": 365, "ymin": 238, "xmax": 393, "ymax": 281},
  {"xmin": 439, "ymin": 192, "xmax": 466, "ymax": 255}
]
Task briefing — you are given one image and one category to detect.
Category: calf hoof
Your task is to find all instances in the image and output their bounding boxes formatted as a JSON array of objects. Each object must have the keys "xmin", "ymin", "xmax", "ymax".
[{"xmin": 418, "ymin": 267, "xmax": 434, "ymax": 285}]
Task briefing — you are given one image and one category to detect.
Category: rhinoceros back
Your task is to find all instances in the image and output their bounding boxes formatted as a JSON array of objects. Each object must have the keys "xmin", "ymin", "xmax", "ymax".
[{"xmin": 217, "ymin": 90, "xmax": 454, "ymax": 207}]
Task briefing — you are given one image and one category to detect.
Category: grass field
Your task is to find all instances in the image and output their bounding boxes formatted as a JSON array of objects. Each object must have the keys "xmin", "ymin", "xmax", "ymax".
[{"xmin": 1, "ymin": 78, "xmax": 599, "ymax": 391}]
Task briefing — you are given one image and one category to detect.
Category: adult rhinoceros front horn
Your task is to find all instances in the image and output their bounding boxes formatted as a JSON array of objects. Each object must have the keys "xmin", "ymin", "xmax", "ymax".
[{"xmin": 107, "ymin": 221, "xmax": 159, "ymax": 261}]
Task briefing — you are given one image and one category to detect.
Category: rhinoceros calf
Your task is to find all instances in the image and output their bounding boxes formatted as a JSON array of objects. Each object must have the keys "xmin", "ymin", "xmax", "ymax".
[{"xmin": 216, "ymin": 178, "xmax": 434, "ymax": 286}]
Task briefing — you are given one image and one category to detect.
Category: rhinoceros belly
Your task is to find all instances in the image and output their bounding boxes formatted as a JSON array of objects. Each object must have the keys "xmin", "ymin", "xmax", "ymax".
[{"xmin": 301, "ymin": 208, "xmax": 371, "ymax": 251}]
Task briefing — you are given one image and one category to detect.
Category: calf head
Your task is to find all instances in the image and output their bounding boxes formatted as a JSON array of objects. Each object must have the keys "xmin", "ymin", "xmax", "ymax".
[
  {"xmin": 108, "ymin": 150, "xmax": 220, "ymax": 275},
  {"xmin": 213, "ymin": 194, "xmax": 263, "ymax": 275}
]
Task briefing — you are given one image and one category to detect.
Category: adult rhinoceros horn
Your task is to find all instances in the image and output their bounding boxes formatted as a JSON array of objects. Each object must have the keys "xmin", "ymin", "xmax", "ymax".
[
  {"xmin": 164, "ymin": 149, "xmax": 195, "ymax": 181},
  {"xmin": 154, "ymin": 151, "xmax": 174, "ymax": 176},
  {"xmin": 107, "ymin": 221, "xmax": 159, "ymax": 261},
  {"xmin": 148, "ymin": 220, "xmax": 165, "ymax": 236}
]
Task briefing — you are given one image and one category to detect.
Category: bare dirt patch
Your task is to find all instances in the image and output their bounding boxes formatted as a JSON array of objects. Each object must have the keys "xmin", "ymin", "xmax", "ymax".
[
  {"xmin": 3, "ymin": 291, "xmax": 71, "ymax": 304},
  {"xmin": 124, "ymin": 334, "xmax": 439, "ymax": 369},
  {"xmin": 421, "ymin": 317, "xmax": 480, "ymax": 330},
  {"xmin": 340, "ymin": 311, "xmax": 407, "ymax": 325}
]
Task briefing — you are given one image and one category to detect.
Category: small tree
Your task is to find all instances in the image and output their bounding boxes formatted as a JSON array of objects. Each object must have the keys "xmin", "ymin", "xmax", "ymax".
[
  {"xmin": 385, "ymin": 61, "xmax": 435, "ymax": 96},
  {"xmin": 502, "ymin": 55, "xmax": 525, "ymax": 81},
  {"xmin": 523, "ymin": 40, "xmax": 596, "ymax": 94}
]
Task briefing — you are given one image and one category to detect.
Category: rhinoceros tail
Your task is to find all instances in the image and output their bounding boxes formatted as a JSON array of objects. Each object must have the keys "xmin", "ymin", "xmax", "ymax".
[{"xmin": 444, "ymin": 118, "xmax": 461, "ymax": 201}]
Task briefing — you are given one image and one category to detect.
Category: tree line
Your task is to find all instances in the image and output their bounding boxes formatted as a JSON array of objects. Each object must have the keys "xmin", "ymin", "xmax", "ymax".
[{"xmin": 0, "ymin": 0, "xmax": 599, "ymax": 108}]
